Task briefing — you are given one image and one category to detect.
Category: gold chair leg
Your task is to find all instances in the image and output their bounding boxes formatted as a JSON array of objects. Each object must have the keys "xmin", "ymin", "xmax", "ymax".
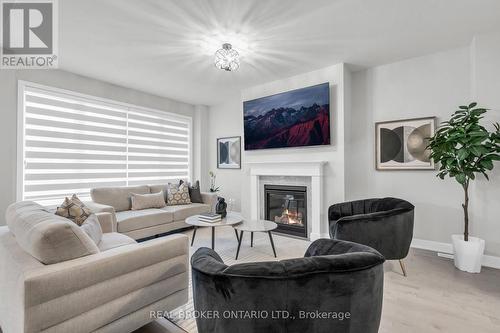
[{"xmin": 399, "ymin": 259, "xmax": 407, "ymax": 277}]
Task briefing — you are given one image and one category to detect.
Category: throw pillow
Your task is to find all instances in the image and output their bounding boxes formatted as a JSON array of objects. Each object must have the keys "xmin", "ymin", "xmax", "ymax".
[
  {"xmin": 167, "ymin": 182, "xmax": 191, "ymax": 205},
  {"xmin": 55, "ymin": 194, "xmax": 92, "ymax": 225},
  {"xmin": 180, "ymin": 180, "xmax": 203, "ymax": 203},
  {"xmin": 80, "ymin": 213, "xmax": 103, "ymax": 244},
  {"xmin": 131, "ymin": 191, "xmax": 166, "ymax": 210}
]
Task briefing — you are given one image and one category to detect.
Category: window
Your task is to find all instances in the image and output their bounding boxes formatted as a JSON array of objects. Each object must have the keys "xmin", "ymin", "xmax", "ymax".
[{"xmin": 18, "ymin": 81, "xmax": 192, "ymax": 206}]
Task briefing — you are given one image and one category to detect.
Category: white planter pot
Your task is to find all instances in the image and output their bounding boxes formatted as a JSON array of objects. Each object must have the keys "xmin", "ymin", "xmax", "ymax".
[{"xmin": 451, "ymin": 234, "xmax": 485, "ymax": 273}]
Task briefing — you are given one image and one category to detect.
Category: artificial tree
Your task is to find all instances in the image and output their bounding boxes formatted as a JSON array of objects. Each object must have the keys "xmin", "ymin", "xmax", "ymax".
[{"xmin": 428, "ymin": 103, "xmax": 500, "ymax": 241}]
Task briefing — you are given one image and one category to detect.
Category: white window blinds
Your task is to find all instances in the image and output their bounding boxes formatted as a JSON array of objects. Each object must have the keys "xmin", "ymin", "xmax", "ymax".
[{"xmin": 19, "ymin": 82, "xmax": 191, "ymax": 206}]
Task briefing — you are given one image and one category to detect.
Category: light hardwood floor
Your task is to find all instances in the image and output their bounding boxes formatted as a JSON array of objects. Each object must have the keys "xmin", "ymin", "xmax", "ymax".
[{"xmin": 135, "ymin": 226, "xmax": 500, "ymax": 333}]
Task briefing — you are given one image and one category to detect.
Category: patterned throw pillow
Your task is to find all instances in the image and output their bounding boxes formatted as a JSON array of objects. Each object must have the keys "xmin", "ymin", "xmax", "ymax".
[
  {"xmin": 166, "ymin": 182, "xmax": 191, "ymax": 206},
  {"xmin": 55, "ymin": 194, "xmax": 92, "ymax": 225},
  {"xmin": 179, "ymin": 180, "xmax": 203, "ymax": 203}
]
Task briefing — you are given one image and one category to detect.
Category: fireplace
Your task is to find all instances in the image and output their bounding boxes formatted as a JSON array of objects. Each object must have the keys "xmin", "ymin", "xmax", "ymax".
[{"xmin": 264, "ymin": 184, "xmax": 307, "ymax": 238}]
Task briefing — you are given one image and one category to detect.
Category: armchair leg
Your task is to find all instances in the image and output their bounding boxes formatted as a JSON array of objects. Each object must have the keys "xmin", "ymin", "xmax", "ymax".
[{"xmin": 399, "ymin": 259, "xmax": 407, "ymax": 277}]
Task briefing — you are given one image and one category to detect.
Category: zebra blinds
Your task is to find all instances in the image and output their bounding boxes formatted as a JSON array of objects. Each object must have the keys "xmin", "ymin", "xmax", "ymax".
[{"xmin": 19, "ymin": 83, "xmax": 191, "ymax": 206}]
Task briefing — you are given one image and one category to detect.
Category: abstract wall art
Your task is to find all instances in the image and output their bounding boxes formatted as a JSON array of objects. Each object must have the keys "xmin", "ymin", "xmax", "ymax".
[
  {"xmin": 243, "ymin": 83, "xmax": 330, "ymax": 150},
  {"xmin": 375, "ymin": 117, "xmax": 436, "ymax": 170},
  {"xmin": 217, "ymin": 136, "xmax": 241, "ymax": 169}
]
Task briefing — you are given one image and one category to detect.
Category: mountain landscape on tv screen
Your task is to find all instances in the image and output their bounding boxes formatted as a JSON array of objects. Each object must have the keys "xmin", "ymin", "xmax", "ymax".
[{"xmin": 243, "ymin": 83, "xmax": 330, "ymax": 150}]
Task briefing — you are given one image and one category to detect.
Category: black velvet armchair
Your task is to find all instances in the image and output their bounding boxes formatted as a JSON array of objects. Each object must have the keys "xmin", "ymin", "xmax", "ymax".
[
  {"xmin": 191, "ymin": 239, "xmax": 385, "ymax": 333},
  {"xmin": 328, "ymin": 197, "xmax": 414, "ymax": 276}
]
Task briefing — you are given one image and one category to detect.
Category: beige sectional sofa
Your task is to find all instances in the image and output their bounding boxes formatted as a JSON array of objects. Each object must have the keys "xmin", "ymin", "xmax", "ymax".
[
  {"xmin": 87, "ymin": 184, "xmax": 218, "ymax": 240},
  {"xmin": 0, "ymin": 201, "xmax": 189, "ymax": 333}
]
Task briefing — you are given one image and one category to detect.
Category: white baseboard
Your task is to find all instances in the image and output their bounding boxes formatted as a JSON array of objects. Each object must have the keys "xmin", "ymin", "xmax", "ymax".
[
  {"xmin": 411, "ymin": 238, "xmax": 500, "ymax": 269},
  {"xmin": 411, "ymin": 238, "xmax": 453, "ymax": 253},
  {"xmin": 481, "ymin": 254, "xmax": 500, "ymax": 269}
]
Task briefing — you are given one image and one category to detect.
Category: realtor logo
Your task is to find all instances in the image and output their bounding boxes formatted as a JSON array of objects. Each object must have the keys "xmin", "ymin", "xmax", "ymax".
[{"xmin": 1, "ymin": 0, "xmax": 58, "ymax": 68}]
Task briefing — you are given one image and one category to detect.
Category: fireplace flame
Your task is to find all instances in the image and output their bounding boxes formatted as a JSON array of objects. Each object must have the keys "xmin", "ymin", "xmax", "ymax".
[{"xmin": 276, "ymin": 209, "xmax": 303, "ymax": 225}]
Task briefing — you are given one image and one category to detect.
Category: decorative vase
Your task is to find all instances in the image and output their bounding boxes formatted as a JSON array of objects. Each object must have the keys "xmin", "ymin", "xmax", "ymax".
[
  {"xmin": 451, "ymin": 234, "xmax": 485, "ymax": 273},
  {"xmin": 215, "ymin": 197, "xmax": 227, "ymax": 218}
]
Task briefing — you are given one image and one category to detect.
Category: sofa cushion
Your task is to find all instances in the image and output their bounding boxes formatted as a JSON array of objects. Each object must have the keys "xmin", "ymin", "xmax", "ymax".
[
  {"xmin": 149, "ymin": 181, "xmax": 184, "ymax": 201},
  {"xmin": 6, "ymin": 201, "xmax": 99, "ymax": 265},
  {"xmin": 161, "ymin": 203, "xmax": 210, "ymax": 221},
  {"xmin": 115, "ymin": 209, "xmax": 174, "ymax": 233},
  {"xmin": 149, "ymin": 183, "xmax": 169, "ymax": 201},
  {"xmin": 55, "ymin": 194, "xmax": 92, "ymax": 225},
  {"xmin": 90, "ymin": 185, "xmax": 150, "ymax": 212},
  {"xmin": 166, "ymin": 182, "xmax": 191, "ymax": 206},
  {"xmin": 131, "ymin": 191, "xmax": 166, "ymax": 210},
  {"xmin": 97, "ymin": 232, "xmax": 136, "ymax": 251},
  {"xmin": 180, "ymin": 180, "xmax": 203, "ymax": 203},
  {"xmin": 80, "ymin": 214, "xmax": 103, "ymax": 244}
]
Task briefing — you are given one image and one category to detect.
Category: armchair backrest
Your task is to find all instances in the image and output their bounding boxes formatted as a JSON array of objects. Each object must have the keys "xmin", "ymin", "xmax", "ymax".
[
  {"xmin": 329, "ymin": 197, "xmax": 414, "ymax": 222},
  {"xmin": 329, "ymin": 198, "xmax": 415, "ymax": 260},
  {"xmin": 191, "ymin": 239, "xmax": 385, "ymax": 333}
]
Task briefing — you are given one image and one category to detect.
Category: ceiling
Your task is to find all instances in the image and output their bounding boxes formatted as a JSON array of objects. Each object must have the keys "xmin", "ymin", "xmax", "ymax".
[{"xmin": 60, "ymin": 0, "xmax": 500, "ymax": 106}]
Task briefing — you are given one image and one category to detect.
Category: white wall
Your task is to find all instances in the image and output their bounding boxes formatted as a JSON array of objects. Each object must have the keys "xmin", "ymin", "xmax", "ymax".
[
  {"xmin": 206, "ymin": 94, "xmax": 245, "ymax": 211},
  {"xmin": 0, "ymin": 69, "xmax": 198, "ymax": 224},
  {"xmin": 349, "ymin": 43, "xmax": 500, "ymax": 257},
  {"xmin": 469, "ymin": 32, "xmax": 500, "ymax": 256},
  {"xmin": 208, "ymin": 64, "xmax": 349, "ymax": 237},
  {"xmin": 194, "ymin": 105, "xmax": 210, "ymax": 187}
]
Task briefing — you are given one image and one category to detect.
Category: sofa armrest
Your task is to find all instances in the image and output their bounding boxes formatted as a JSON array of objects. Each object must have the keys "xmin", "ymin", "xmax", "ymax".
[
  {"xmin": 22, "ymin": 234, "xmax": 189, "ymax": 331},
  {"xmin": 84, "ymin": 201, "xmax": 115, "ymax": 214},
  {"xmin": 200, "ymin": 192, "xmax": 218, "ymax": 211},
  {"xmin": 85, "ymin": 201, "xmax": 117, "ymax": 232},
  {"xmin": 95, "ymin": 212, "xmax": 116, "ymax": 233}
]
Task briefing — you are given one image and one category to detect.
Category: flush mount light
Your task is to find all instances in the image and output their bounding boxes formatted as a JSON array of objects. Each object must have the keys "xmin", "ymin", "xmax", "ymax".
[{"xmin": 214, "ymin": 43, "xmax": 240, "ymax": 71}]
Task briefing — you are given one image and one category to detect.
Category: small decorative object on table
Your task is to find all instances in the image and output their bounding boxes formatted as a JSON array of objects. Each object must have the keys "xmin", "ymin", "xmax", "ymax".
[
  {"xmin": 226, "ymin": 198, "xmax": 235, "ymax": 212},
  {"xmin": 215, "ymin": 197, "xmax": 227, "ymax": 218},
  {"xmin": 198, "ymin": 213, "xmax": 222, "ymax": 223}
]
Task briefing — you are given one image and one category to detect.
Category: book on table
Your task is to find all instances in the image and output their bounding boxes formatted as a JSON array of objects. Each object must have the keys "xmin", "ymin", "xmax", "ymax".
[{"xmin": 198, "ymin": 213, "xmax": 222, "ymax": 222}]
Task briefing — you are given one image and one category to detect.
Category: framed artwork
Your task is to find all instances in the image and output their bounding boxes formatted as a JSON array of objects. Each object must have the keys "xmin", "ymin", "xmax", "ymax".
[
  {"xmin": 217, "ymin": 136, "xmax": 241, "ymax": 169},
  {"xmin": 243, "ymin": 82, "xmax": 330, "ymax": 150},
  {"xmin": 375, "ymin": 117, "xmax": 436, "ymax": 170}
]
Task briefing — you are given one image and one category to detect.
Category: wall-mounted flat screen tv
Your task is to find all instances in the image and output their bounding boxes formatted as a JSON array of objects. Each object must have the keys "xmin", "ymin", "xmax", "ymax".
[{"xmin": 243, "ymin": 82, "xmax": 330, "ymax": 150}]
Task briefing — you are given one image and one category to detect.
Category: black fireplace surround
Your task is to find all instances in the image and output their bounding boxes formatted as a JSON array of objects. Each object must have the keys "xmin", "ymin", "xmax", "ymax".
[{"xmin": 264, "ymin": 184, "xmax": 307, "ymax": 238}]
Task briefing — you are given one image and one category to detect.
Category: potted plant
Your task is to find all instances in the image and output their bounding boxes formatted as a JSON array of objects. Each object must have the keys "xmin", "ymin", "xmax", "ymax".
[
  {"xmin": 428, "ymin": 102, "xmax": 500, "ymax": 273},
  {"xmin": 208, "ymin": 171, "xmax": 220, "ymax": 193}
]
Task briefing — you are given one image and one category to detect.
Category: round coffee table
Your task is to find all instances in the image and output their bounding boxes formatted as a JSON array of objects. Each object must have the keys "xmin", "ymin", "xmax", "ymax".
[
  {"xmin": 186, "ymin": 212, "xmax": 243, "ymax": 250},
  {"xmin": 233, "ymin": 220, "xmax": 278, "ymax": 260}
]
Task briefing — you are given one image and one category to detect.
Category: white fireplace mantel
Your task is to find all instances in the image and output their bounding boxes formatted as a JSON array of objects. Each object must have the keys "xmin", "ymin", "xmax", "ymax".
[{"xmin": 246, "ymin": 161, "xmax": 328, "ymax": 240}]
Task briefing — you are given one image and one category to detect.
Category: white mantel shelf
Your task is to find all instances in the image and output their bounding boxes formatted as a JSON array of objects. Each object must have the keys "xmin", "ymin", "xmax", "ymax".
[
  {"xmin": 245, "ymin": 161, "xmax": 327, "ymax": 177},
  {"xmin": 246, "ymin": 161, "xmax": 328, "ymax": 241}
]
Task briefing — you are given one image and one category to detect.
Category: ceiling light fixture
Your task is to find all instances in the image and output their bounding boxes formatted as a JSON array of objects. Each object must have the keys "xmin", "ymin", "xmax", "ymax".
[{"xmin": 214, "ymin": 43, "xmax": 240, "ymax": 71}]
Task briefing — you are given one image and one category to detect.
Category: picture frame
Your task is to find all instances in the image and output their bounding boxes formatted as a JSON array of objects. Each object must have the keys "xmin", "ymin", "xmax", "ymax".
[
  {"xmin": 243, "ymin": 82, "xmax": 330, "ymax": 150},
  {"xmin": 217, "ymin": 136, "xmax": 241, "ymax": 169},
  {"xmin": 375, "ymin": 116, "xmax": 437, "ymax": 170}
]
